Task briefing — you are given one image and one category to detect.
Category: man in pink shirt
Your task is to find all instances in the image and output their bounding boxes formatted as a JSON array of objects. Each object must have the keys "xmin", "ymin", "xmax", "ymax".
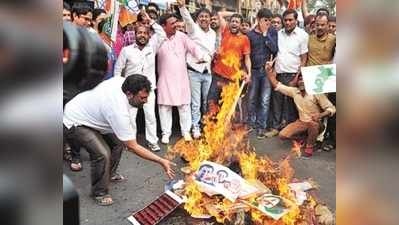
[{"xmin": 157, "ymin": 13, "xmax": 210, "ymax": 144}]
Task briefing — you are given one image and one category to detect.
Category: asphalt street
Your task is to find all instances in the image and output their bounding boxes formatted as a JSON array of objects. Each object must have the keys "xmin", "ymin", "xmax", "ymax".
[{"xmin": 64, "ymin": 132, "xmax": 336, "ymax": 225}]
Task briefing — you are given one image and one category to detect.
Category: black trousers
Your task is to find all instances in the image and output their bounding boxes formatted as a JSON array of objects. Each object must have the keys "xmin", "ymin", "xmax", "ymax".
[
  {"xmin": 269, "ymin": 73, "xmax": 298, "ymax": 130},
  {"xmin": 325, "ymin": 93, "xmax": 336, "ymax": 145},
  {"xmin": 64, "ymin": 126, "xmax": 123, "ymax": 197}
]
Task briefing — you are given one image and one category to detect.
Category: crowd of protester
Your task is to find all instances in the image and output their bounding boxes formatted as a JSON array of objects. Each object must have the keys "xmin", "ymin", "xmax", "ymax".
[{"xmin": 63, "ymin": 0, "xmax": 336, "ymax": 206}]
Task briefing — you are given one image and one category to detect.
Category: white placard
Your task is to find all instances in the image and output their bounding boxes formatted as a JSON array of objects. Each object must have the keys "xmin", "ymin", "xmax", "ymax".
[{"xmin": 301, "ymin": 64, "xmax": 336, "ymax": 95}]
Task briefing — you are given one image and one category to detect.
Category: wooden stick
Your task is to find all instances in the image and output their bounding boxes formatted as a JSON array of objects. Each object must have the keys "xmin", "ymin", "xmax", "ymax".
[{"xmin": 225, "ymin": 81, "xmax": 246, "ymax": 125}]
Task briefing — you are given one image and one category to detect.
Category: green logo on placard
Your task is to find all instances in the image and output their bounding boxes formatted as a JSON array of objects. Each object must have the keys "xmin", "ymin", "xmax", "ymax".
[{"xmin": 313, "ymin": 66, "xmax": 335, "ymax": 93}]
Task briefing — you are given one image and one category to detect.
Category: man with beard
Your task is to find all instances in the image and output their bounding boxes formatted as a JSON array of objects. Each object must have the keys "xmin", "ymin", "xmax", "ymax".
[
  {"xmin": 307, "ymin": 14, "xmax": 336, "ymax": 152},
  {"xmin": 210, "ymin": 12, "xmax": 221, "ymax": 49},
  {"xmin": 208, "ymin": 13, "xmax": 251, "ymax": 115},
  {"xmin": 114, "ymin": 11, "xmax": 167, "ymax": 152},
  {"xmin": 265, "ymin": 9, "xmax": 309, "ymax": 138},
  {"xmin": 265, "ymin": 61, "xmax": 335, "ymax": 158},
  {"xmin": 63, "ymin": 75, "xmax": 176, "ymax": 205},
  {"xmin": 307, "ymin": 14, "xmax": 335, "ymax": 66},
  {"xmin": 156, "ymin": 13, "xmax": 210, "ymax": 144},
  {"xmin": 177, "ymin": 0, "xmax": 216, "ymax": 139}
]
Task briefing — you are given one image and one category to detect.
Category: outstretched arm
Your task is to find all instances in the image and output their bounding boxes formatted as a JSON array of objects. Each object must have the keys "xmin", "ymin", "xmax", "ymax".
[
  {"xmin": 218, "ymin": 10, "xmax": 235, "ymax": 32},
  {"xmin": 141, "ymin": 10, "xmax": 167, "ymax": 51},
  {"xmin": 124, "ymin": 139, "xmax": 176, "ymax": 179},
  {"xmin": 301, "ymin": 0, "xmax": 310, "ymax": 19},
  {"xmin": 177, "ymin": 0, "xmax": 195, "ymax": 34}
]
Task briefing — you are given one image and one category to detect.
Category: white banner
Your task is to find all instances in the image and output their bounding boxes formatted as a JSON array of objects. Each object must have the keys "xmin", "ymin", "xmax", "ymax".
[{"xmin": 301, "ymin": 64, "xmax": 336, "ymax": 95}]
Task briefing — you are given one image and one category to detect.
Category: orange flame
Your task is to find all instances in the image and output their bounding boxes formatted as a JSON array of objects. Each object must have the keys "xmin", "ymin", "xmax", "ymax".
[{"xmin": 167, "ymin": 47, "xmax": 321, "ymax": 224}]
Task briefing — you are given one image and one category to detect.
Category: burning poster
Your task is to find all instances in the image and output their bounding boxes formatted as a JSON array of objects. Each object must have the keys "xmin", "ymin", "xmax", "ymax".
[
  {"xmin": 243, "ymin": 194, "xmax": 293, "ymax": 220},
  {"xmin": 301, "ymin": 64, "xmax": 336, "ymax": 95},
  {"xmin": 194, "ymin": 161, "xmax": 258, "ymax": 202}
]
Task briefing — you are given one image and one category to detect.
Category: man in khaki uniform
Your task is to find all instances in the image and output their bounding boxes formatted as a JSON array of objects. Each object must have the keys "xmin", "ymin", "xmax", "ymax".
[{"xmin": 265, "ymin": 61, "xmax": 336, "ymax": 158}]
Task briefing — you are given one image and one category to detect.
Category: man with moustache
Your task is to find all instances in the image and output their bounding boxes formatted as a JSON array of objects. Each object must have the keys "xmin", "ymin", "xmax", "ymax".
[
  {"xmin": 307, "ymin": 14, "xmax": 336, "ymax": 66},
  {"xmin": 114, "ymin": 11, "xmax": 167, "ymax": 152},
  {"xmin": 265, "ymin": 9, "xmax": 309, "ymax": 138},
  {"xmin": 210, "ymin": 12, "xmax": 221, "ymax": 48},
  {"xmin": 265, "ymin": 62, "xmax": 335, "ymax": 158},
  {"xmin": 177, "ymin": 0, "xmax": 216, "ymax": 139},
  {"xmin": 307, "ymin": 14, "xmax": 336, "ymax": 152},
  {"xmin": 63, "ymin": 75, "xmax": 176, "ymax": 206},
  {"xmin": 208, "ymin": 13, "xmax": 251, "ymax": 115},
  {"xmin": 156, "ymin": 13, "xmax": 210, "ymax": 144}
]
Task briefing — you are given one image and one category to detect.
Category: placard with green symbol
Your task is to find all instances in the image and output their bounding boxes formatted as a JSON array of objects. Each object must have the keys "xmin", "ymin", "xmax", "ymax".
[{"xmin": 301, "ymin": 64, "xmax": 336, "ymax": 95}]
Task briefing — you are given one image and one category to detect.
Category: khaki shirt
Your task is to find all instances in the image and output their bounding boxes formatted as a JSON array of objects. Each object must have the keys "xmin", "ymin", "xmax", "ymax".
[
  {"xmin": 276, "ymin": 83, "xmax": 336, "ymax": 122},
  {"xmin": 307, "ymin": 33, "xmax": 336, "ymax": 66}
]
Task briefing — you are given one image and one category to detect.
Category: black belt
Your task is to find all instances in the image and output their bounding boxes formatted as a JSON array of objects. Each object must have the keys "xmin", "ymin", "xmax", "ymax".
[{"xmin": 187, "ymin": 65, "xmax": 208, "ymax": 74}]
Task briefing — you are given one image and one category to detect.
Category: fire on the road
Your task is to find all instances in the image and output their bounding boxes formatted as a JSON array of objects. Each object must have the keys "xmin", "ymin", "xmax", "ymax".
[{"xmin": 166, "ymin": 52, "xmax": 328, "ymax": 225}]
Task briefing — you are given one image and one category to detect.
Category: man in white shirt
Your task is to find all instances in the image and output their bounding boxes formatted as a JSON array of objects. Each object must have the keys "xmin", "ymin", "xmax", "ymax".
[
  {"xmin": 177, "ymin": 0, "xmax": 216, "ymax": 139},
  {"xmin": 114, "ymin": 12, "xmax": 166, "ymax": 151},
  {"xmin": 266, "ymin": 9, "xmax": 309, "ymax": 138},
  {"xmin": 63, "ymin": 75, "xmax": 175, "ymax": 206}
]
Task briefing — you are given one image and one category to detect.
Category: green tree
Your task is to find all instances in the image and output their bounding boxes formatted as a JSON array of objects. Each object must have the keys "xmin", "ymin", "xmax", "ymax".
[{"xmin": 308, "ymin": 0, "xmax": 336, "ymax": 15}]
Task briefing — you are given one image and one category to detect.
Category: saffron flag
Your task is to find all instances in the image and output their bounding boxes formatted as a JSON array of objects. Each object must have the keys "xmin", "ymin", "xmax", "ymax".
[
  {"xmin": 119, "ymin": 0, "xmax": 139, "ymax": 27},
  {"xmin": 301, "ymin": 64, "xmax": 336, "ymax": 95},
  {"xmin": 287, "ymin": 0, "xmax": 302, "ymax": 9}
]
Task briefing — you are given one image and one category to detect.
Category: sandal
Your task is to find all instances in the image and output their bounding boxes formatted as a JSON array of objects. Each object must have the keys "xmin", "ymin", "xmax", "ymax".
[
  {"xmin": 303, "ymin": 146, "xmax": 313, "ymax": 158},
  {"xmin": 70, "ymin": 162, "xmax": 82, "ymax": 172},
  {"xmin": 111, "ymin": 173, "xmax": 126, "ymax": 182},
  {"xmin": 94, "ymin": 194, "xmax": 114, "ymax": 206},
  {"xmin": 322, "ymin": 143, "xmax": 334, "ymax": 152}
]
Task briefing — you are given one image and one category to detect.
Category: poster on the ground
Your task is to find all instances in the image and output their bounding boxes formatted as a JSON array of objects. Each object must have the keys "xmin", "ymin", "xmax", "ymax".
[
  {"xmin": 301, "ymin": 64, "xmax": 336, "ymax": 95},
  {"xmin": 194, "ymin": 161, "xmax": 258, "ymax": 202},
  {"xmin": 242, "ymin": 194, "xmax": 292, "ymax": 220}
]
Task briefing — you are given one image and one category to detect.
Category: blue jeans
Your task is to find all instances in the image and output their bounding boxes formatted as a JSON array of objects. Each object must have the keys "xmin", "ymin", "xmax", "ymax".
[
  {"xmin": 188, "ymin": 70, "xmax": 212, "ymax": 129},
  {"xmin": 247, "ymin": 68, "xmax": 272, "ymax": 130}
]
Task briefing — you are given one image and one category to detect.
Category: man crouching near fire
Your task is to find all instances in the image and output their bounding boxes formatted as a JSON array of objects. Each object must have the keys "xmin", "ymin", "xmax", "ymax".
[
  {"xmin": 64, "ymin": 74, "xmax": 175, "ymax": 206},
  {"xmin": 265, "ymin": 60, "xmax": 336, "ymax": 158}
]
